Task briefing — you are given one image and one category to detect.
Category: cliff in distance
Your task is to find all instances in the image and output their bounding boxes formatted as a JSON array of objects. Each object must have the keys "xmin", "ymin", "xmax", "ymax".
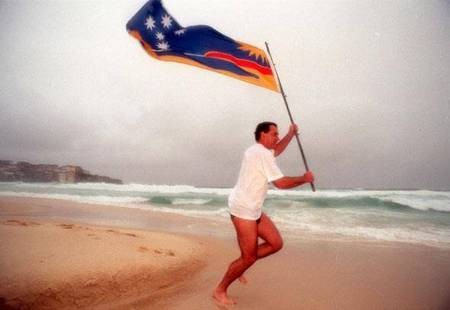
[{"xmin": 0, "ymin": 160, "xmax": 122, "ymax": 184}]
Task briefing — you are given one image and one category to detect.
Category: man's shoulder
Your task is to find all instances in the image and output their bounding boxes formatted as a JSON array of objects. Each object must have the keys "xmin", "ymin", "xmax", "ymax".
[
  {"xmin": 245, "ymin": 143, "xmax": 273, "ymax": 157},
  {"xmin": 245, "ymin": 143, "xmax": 263, "ymax": 153}
]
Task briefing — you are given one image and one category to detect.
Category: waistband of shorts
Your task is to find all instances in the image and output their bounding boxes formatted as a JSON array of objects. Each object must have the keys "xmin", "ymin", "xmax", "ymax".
[{"xmin": 230, "ymin": 213, "xmax": 262, "ymax": 224}]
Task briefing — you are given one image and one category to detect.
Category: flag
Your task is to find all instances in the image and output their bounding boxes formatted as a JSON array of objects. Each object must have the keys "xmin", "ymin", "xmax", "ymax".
[{"xmin": 126, "ymin": 0, "xmax": 279, "ymax": 92}]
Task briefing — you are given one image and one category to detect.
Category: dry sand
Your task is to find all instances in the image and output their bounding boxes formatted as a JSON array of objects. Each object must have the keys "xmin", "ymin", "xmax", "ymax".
[
  {"xmin": 1, "ymin": 197, "xmax": 450, "ymax": 310},
  {"xmin": 0, "ymin": 198, "xmax": 206, "ymax": 309}
]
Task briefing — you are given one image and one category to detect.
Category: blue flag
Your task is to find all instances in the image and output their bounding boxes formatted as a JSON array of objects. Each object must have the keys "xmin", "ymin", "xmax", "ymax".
[{"xmin": 126, "ymin": 0, "xmax": 279, "ymax": 92}]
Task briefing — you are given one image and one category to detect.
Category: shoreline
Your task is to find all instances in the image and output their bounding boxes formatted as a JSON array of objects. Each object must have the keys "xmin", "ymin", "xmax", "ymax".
[
  {"xmin": 1, "ymin": 197, "xmax": 450, "ymax": 309},
  {"xmin": 1, "ymin": 195, "xmax": 448, "ymax": 251}
]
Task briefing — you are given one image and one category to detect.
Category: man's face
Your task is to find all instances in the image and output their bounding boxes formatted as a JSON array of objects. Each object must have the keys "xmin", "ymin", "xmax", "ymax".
[{"xmin": 260, "ymin": 125, "xmax": 279, "ymax": 149}]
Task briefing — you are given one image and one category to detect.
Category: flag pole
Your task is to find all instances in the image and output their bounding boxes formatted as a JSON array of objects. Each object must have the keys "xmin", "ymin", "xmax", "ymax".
[{"xmin": 265, "ymin": 42, "xmax": 316, "ymax": 192}]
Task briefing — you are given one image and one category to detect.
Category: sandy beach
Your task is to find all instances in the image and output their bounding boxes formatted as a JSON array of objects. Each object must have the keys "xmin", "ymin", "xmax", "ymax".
[
  {"xmin": 0, "ymin": 198, "xmax": 207, "ymax": 309},
  {"xmin": 1, "ymin": 197, "xmax": 449, "ymax": 309}
]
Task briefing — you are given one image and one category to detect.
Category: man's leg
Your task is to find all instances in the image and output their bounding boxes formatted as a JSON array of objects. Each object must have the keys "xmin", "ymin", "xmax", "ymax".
[
  {"xmin": 256, "ymin": 213, "xmax": 283, "ymax": 259},
  {"xmin": 238, "ymin": 213, "xmax": 284, "ymax": 284},
  {"xmin": 213, "ymin": 216, "xmax": 258, "ymax": 305}
]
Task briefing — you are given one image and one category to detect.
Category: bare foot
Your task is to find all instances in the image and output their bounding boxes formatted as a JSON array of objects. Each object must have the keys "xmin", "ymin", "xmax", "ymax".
[
  {"xmin": 212, "ymin": 288, "xmax": 236, "ymax": 305},
  {"xmin": 238, "ymin": 275, "xmax": 248, "ymax": 284}
]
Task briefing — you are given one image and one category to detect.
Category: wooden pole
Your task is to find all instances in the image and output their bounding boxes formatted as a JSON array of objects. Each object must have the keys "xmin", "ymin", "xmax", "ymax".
[{"xmin": 265, "ymin": 42, "xmax": 316, "ymax": 192}]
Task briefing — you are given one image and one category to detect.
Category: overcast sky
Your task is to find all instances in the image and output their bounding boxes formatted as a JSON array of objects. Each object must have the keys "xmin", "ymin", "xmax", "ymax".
[{"xmin": 1, "ymin": 0, "xmax": 449, "ymax": 190}]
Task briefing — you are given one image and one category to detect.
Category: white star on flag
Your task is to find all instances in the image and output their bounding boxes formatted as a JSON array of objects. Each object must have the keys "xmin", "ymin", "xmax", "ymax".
[
  {"xmin": 156, "ymin": 32, "xmax": 165, "ymax": 40},
  {"xmin": 161, "ymin": 14, "xmax": 172, "ymax": 29},
  {"xmin": 145, "ymin": 16, "xmax": 155, "ymax": 30},
  {"xmin": 174, "ymin": 29, "xmax": 186, "ymax": 36},
  {"xmin": 157, "ymin": 41, "xmax": 170, "ymax": 51}
]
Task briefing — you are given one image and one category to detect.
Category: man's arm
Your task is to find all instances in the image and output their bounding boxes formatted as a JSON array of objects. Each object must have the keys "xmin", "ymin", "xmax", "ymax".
[
  {"xmin": 272, "ymin": 171, "xmax": 314, "ymax": 189},
  {"xmin": 274, "ymin": 124, "xmax": 298, "ymax": 157}
]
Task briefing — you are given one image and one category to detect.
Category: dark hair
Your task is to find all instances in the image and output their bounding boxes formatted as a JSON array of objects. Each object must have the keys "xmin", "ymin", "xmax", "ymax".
[{"xmin": 254, "ymin": 122, "xmax": 277, "ymax": 141}]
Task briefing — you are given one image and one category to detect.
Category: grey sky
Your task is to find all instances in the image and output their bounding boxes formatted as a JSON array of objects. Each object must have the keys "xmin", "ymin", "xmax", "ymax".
[{"xmin": 1, "ymin": 0, "xmax": 449, "ymax": 189}]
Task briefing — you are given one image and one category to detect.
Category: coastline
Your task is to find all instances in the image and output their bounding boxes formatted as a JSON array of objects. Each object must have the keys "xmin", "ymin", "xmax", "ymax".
[{"xmin": 1, "ymin": 197, "xmax": 449, "ymax": 309}]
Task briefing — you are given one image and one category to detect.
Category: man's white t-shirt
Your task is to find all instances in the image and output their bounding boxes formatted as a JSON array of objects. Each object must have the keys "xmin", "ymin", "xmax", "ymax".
[{"xmin": 229, "ymin": 143, "xmax": 284, "ymax": 220}]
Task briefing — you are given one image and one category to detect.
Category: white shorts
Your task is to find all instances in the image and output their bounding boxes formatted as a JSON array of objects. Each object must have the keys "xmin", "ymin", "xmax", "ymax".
[{"xmin": 229, "ymin": 203, "xmax": 262, "ymax": 221}]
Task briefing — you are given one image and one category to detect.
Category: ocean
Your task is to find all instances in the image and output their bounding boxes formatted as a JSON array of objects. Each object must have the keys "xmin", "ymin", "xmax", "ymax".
[{"xmin": 1, "ymin": 182, "xmax": 449, "ymax": 249}]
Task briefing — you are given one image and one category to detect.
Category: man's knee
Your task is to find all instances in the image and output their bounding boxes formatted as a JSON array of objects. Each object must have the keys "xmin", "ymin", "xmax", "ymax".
[{"xmin": 272, "ymin": 238, "xmax": 283, "ymax": 252}]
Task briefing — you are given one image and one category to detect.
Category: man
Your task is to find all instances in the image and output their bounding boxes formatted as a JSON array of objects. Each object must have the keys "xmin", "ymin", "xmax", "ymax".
[{"xmin": 213, "ymin": 121, "xmax": 314, "ymax": 305}]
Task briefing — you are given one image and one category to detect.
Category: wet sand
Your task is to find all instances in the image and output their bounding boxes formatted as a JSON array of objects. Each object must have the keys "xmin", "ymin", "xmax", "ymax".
[{"xmin": 1, "ymin": 197, "xmax": 449, "ymax": 309}]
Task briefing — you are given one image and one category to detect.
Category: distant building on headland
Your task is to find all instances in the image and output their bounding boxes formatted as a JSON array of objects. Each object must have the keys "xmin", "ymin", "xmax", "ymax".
[{"xmin": 0, "ymin": 160, "xmax": 122, "ymax": 184}]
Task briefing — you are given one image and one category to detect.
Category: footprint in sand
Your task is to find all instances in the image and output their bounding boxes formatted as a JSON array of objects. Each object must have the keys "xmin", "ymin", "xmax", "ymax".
[
  {"xmin": 139, "ymin": 246, "xmax": 175, "ymax": 255},
  {"xmin": 153, "ymin": 249, "xmax": 176, "ymax": 257},
  {"xmin": 105, "ymin": 229, "xmax": 138, "ymax": 238},
  {"xmin": 58, "ymin": 223, "xmax": 75, "ymax": 229},
  {"xmin": 158, "ymin": 284, "xmax": 171, "ymax": 289},
  {"xmin": 86, "ymin": 233, "xmax": 101, "ymax": 240},
  {"xmin": 138, "ymin": 246, "xmax": 149, "ymax": 253},
  {"xmin": 4, "ymin": 220, "xmax": 40, "ymax": 227},
  {"xmin": 166, "ymin": 250, "xmax": 176, "ymax": 257}
]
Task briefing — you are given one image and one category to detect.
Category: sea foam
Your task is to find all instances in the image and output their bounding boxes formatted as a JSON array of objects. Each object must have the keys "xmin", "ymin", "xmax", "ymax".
[{"xmin": 1, "ymin": 182, "xmax": 449, "ymax": 248}]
